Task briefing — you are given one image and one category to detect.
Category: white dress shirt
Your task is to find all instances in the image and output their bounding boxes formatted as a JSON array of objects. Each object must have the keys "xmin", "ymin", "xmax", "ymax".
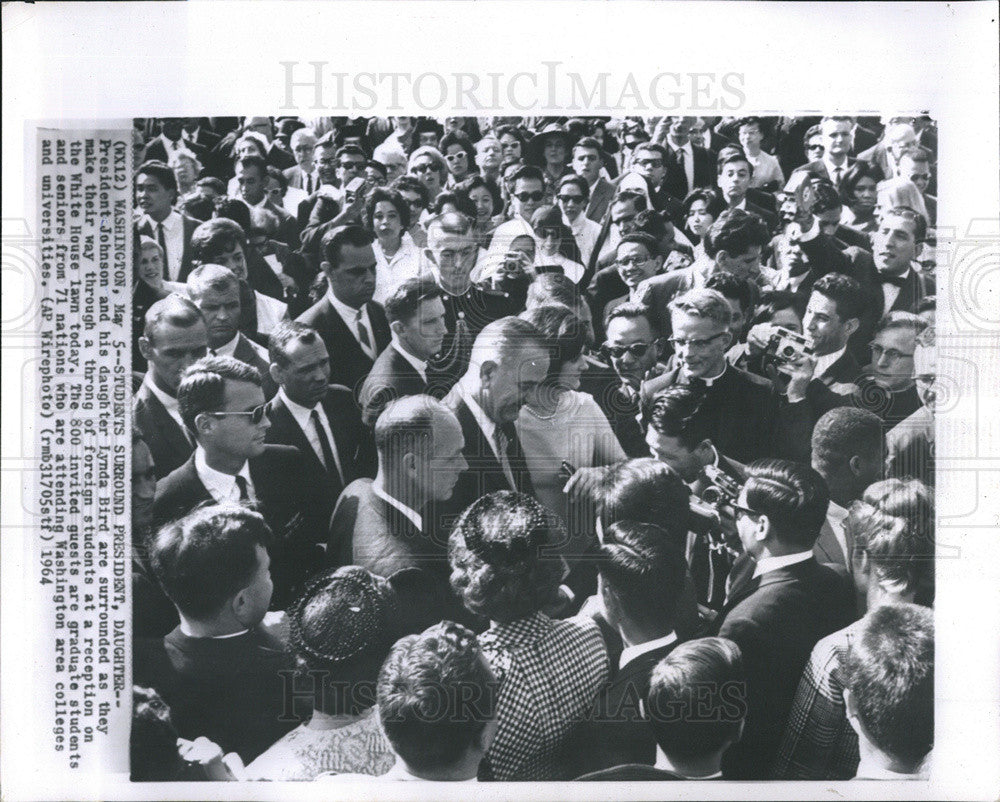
[
  {"xmin": 825, "ymin": 499, "xmax": 851, "ymax": 567},
  {"xmin": 194, "ymin": 445, "xmax": 256, "ymax": 503},
  {"xmin": 277, "ymin": 387, "xmax": 344, "ymax": 482},
  {"xmin": 563, "ymin": 212, "xmax": 602, "ymax": 267},
  {"xmin": 752, "ymin": 550, "xmax": 813, "ymax": 579},
  {"xmin": 210, "ymin": 332, "xmax": 267, "ymax": 362},
  {"xmin": 618, "ymin": 631, "xmax": 678, "ymax": 671},
  {"xmin": 143, "ymin": 210, "xmax": 184, "ymax": 281},
  {"xmin": 822, "ymin": 156, "xmax": 850, "ymax": 187},
  {"xmin": 371, "ymin": 480, "xmax": 422, "ymax": 531},
  {"xmin": 327, "ymin": 289, "xmax": 376, "ymax": 359},
  {"xmin": 391, "ymin": 339, "xmax": 428, "ymax": 382},
  {"xmin": 880, "ymin": 267, "xmax": 912, "ymax": 312},
  {"xmin": 373, "ymin": 232, "xmax": 422, "ymax": 304},
  {"xmin": 455, "ymin": 383, "xmax": 515, "ymax": 489},
  {"xmin": 813, "ymin": 345, "xmax": 847, "ymax": 382},
  {"xmin": 142, "ymin": 372, "xmax": 189, "ymax": 438}
]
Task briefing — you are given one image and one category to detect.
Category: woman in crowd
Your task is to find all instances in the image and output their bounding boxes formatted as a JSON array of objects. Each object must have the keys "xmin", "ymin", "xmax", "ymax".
[
  {"xmin": 244, "ymin": 567, "xmax": 399, "ymax": 780},
  {"xmin": 531, "ymin": 205, "xmax": 586, "ymax": 284},
  {"xmin": 168, "ymin": 147, "xmax": 203, "ymax": 200},
  {"xmin": 496, "ymin": 124, "xmax": 527, "ymax": 164},
  {"xmin": 839, "ymin": 160, "xmax": 883, "ymax": 234},
  {"xmin": 456, "ymin": 174, "xmax": 505, "ymax": 248},
  {"xmin": 448, "ymin": 491, "xmax": 609, "ymax": 780},
  {"xmin": 682, "ymin": 188, "xmax": 726, "ymax": 259},
  {"xmin": 440, "ymin": 131, "xmax": 478, "ymax": 187},
  {"xmin": 364, "ymin": 187, "xmax": 420, "ymax": 303},
  {"xmin": 407, "ymin": 146, "xmax": 449, "ymax": 206}
]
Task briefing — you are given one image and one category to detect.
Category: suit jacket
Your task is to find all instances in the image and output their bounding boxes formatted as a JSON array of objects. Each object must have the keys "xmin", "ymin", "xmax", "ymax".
[
  {"xmin": 230, "ymin": 333, "xmax": 278, "ymax": 400},
  {"xmin": 358, "ymin": 343, "xmax": 430, "ymax": 428},
  {"xmin": 295, "ymin": 297, "xmax": 391, "ymax": 395},
  {"xmin": 585, "ymin": 176, "xmax": 616, "ymax": 223},
  {"xmin": 327, "ymin": 479, "xmax": 479, "ymax": 634},
  {"xmin": 813, "ymin": 517, "xmax": 850, "ymax": 575},
  {"xmin": 858, "ymin": 141, "xmax": 932, "ymax": 182},
  {"xmin": 133, "ymin": 381, "xmax": 194, "ymax": 479},
  {"xmin": 663, "ymin": 143, "xmax": 716, "ymax": 200},
  {"xmin": 152, "ymin": 444, "xmax": 326, "ymax": 605},
  {"xmin": 743, "ymin": 199, "xmax": 779, "ymax": 234},
  {"xmin": 881, "ymin": 268, "xmax": 935, "ymax": 315},
  {"xmin": 283, "ymin": 164, "xmax": 318, "ymax": 192},
  {"xmin": 793, "ymin": 158, "xmax": 861, "ymax": 186},
  {"xmin": 264, "ymin": 385, "xmax": 376, "ymax": 526},
  {"xmin": 563, "ymin": 639, "xmax": 682, "ymax": 776},
  {"xmin": 135, "ymin": 213, "xmax": 200, "ymax": 282},
  {"xmin": 579, "ymin": 359, "xmax": 654, "ymax": 459},
  {"xmin": 633, "ymin": 262, "xmax": 705, "ymax": 336},
  {"xmin": 712, "ymin": 555, "xmax": 856, "ymax": 779}
]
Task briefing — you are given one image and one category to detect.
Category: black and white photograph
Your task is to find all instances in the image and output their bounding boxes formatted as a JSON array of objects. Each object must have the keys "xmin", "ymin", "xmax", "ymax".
[{"xmin": 2, "ymin": 3, "xmax": 998, "ymax": 801}]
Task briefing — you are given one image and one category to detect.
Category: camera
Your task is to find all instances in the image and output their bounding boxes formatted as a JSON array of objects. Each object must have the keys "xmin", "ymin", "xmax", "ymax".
[{"xmin": 764, "ymin": 326, "xmax": 814, "ymax": 373}]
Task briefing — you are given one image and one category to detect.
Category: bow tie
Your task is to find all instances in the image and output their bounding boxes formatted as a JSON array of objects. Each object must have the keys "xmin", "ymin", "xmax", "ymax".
[{"xmin": 880, "ymin": 273, "xmax": 908, "ymax": 287}]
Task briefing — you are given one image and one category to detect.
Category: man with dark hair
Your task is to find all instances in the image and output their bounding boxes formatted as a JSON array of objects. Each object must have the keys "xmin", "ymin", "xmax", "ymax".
[
  {"xmin": 186, "ymin": 263, "xmax": 276, "ymax": 399},
  {"xmin": 151, "ymin": 355, "xmax": 319, "ymax": 604},
  {"xmin": 710, "ymin": 458, "xmax": 856, "ymax": 778},
  {"xmin": 578, "ymin": 637, "xmax": 747, "ymax": 780},
  {"xmin": 855, "ymin": 311, "xmax": 925, "ymax": 425},
  {"xmin": 872, "ymin": 207, "xmax": 935, "ymax": 314},
  {"xmin": 566, "ymin": 520, "xmax": 689, "ymax": 774},
  {"xmin": 716, "ymin": 148, "xmax": 778, "ymax": 230},
  {"xmin": 359, "ymin": 277, "xmax": 448, "ymax": 426},
  {"xmin": 601, "ymin": 232, "xmax": 663, "ymax": 321},
  {"xmin": 134, "ymin": 505, "xmax": 294, "ymax": 763},
  {"xmin": 844, "ymin": 603, "xmax": 934, "ymax": 779},
  {"xmin": 328, "ymin": 395, "xmax": 470, "ymax": 632},
  {"xmin": 635, "ymin": 209, "xmax": 771, "ymax": 334},
  {"xmin": 264, "ymin": 320, "xmax": 375, "ymax": 530},
  {"xmin": 627, "ymin": 142, "xmax": 685, "ymax": 220},
  {"xmin": 372, "ymin": 621, "xmax": 498, "ymax": 781},
  {"xmin": 661, "ymin": 116, "xmax": 716, "ymax": 201},
  {"xmin": 810, "ymin": 407, "xmax": 885, "ymax": 573},
  {"xmin": 234, "ymin": 153, "xmax": 300, "ymax": 250},
  {"xmin": 295, "ymin": 224, "xmax": 390, "ymax": 392},
  {"xmin": 585, "ymin": 190, "xmax": 651, "ymax": 324},
  {"xmin": 572, "ymin": 137, "xmax": 615, "ymax": 222},
  {"xmin": 794, "ymin": 116, "xmax": 858, "ymax": 188},
  {"xmin": 135, "ymin": 160, "xmax": 199, "ymax": 281},
  {"xmin": 135, "ymin": 295, "xmax": 207, "ymax": 478},
  {"xmin": 705, "ymin": 270, "xmax": 756, "ymax": 345}
]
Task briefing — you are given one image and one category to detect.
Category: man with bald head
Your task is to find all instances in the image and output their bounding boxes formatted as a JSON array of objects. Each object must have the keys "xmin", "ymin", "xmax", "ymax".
[
  {"xmin": 328, "ymin": 395, "xmax": 473, "ymax": 631},
  {"xmin": 859, "ymin": 121, "xmax": 931, "ymax": 182},
  {"xmin": 135, "ymin": 295, "xmax": 208, "ymax": 477},
  {"xmin": 439, "ymin": 317, "xmax": 549, "ymax": 528}
]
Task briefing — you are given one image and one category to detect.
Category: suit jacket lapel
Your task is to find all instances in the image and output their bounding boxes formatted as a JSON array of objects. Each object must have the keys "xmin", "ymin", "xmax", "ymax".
[
  {"xmin": 268, "ymin": 395, "xmax": 326, "ymax": 477},
  {"xmin": 321, "ymin": 392, "xmax": 353, "ymax": 486},
  {"xmin": 144, "ymin": 388, "xmax": 193, "ymax": 451},
  {"xmin": 453, "ymin": 398, "xmax": 506, "ymax": 481},
  {"xmin": 365, "ymin": 302, "xmax": 391, "ymax": 353},
  {"xmin": 323, "ymin": 299, "xmax": 369, "ymax": 366}
]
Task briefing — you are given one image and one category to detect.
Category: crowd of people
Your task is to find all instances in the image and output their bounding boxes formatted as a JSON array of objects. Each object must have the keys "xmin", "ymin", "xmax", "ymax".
[{"xmin": 129, "ymin": 114, "xmax": 937, "ymax": 782}]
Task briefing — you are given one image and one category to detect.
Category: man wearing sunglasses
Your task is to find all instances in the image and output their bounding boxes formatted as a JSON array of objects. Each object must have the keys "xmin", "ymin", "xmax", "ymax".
[{"xmin": 152, "ymin": 355, "xmax": 323, "ymax": 606}]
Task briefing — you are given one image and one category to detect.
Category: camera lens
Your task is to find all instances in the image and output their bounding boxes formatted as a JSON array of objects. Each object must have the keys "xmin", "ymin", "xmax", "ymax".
[{"xmin": 781, "ymin": 345, "xmax": 795, "ymax": 357}]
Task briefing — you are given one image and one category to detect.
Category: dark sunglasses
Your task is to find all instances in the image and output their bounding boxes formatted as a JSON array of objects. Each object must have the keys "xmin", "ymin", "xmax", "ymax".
[
  {"xmin": 557, "ymin": 193, "xmax": 585, "ymax": 203},
  {"xmin": 340, "ymin": 160, "xmax": 365, "ymax": 170},
  {"xmin": 601, "ymin": 341, "xmax": 653, "ymax": 360},
  {"xmin": 513, "ymin": 191, "xmax": 545, "ymax": 203},
  {"xmin": 410, "ymin": 163, "xmax": 436, "ymax": 174},
  {"xmin": 206, "ymin": 404, "xmax": 268, "ymax": 425}
]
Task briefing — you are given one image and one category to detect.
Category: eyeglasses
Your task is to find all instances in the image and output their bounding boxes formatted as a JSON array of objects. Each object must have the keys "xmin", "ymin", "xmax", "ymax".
[
  {"xmin": 513, "ymin": 191, "xmax": 545, "ymax": 203},
  {"xmin": 206, "ymin": 404, "xmax": 268, "ymax": 425},
  {"xmin": 340, "ymin": 160, "xmax": 365, "ymax": 170},
  {"xmin": 634, "ymin": 158, "xmax": 664, "ymax": 168},
  {"xmin": 870, "ymin": 344, "xmax": 915, "ymax": 362},
  {"xmin": 410, "ymin": 163, "xmax": 437, "ymax": 174},
  {"xmin": 616, "ymin": 255, "xmax": 651, "ymax": 267},
  {"xmin": 601, "ymin": 341, "xmax": 653, "ymax": 360},
  {"xmin": 557, "ymin": 194, "xmax": 585, "ymax": 203},
  {"xmin": 668, "ymin": 332, "xmax": 729, "ymax": 350},
  {"xmin": 444, "ymin": 152, "xmax": 467, "ymax": 161}
]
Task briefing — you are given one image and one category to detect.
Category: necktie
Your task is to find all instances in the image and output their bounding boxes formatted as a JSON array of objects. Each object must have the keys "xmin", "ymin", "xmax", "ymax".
[
  {"xmin": 832, "ymin": 166, "xmax": 842, "ymax": 187},
  {"xmin": 356, "ymin": 309, "xmax": 375, "ymax": 358},
  {"xmin": 155, "ymin": 221, "xmax": 168, "ymax": 277},
  {"xmin": 234, "ymin": 475, "xmax": 250, "ymax": 501},
  {"xmin": 310, "ymin": 408, "xmax": 340, "ymax": 482},
  {"xmin": 306, "ymin": 172, "xmax": 314, "ymax": 194},
  {"xmin": 493, "ymin": 423, "xmax": 519, "ymax": 491}
]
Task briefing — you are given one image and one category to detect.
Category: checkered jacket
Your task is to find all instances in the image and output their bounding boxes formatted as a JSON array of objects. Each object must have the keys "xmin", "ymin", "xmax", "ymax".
[
  {"xmin": 772, "ymin": 620, "xmax": 861, "ymax": 779},
  {"xmin": 479, "ymin": 612, "xmax": 609, "ymax": 780}
]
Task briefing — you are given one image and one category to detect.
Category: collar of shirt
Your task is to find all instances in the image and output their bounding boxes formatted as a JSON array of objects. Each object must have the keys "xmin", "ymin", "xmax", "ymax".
[
  {"xmin": 826, "ymin": 499, "xmax": 851, "ymax": 565},
  {"xmin": 211, "ymin": 332, "xmax": 241, "ymax": 358},
  {"xmin": 326, "ymin": 288, "xmax": 371, "ymax": 337},
  {"xmin": 619, "ymin": 631, "xmax": 678, "ymax": 671},
  {"xmin": 160, "ymin": 133, "xmax": 181, "ymax": 153},
  {"xmin": 733, "ymin": 196, "xmax": 747, "ymax": 211},
  {"xmin": 382, "ymin": 759, "xmax": 478, "ymax": 782},
  {"xmin": 144, "ymin": 208, "xmax": 181, "ymax": 232},
  {"xmin": 391, "ymin": 339, "xmax": 428, "ymax": 381},
  {"xmin": 753, "ymin": 550, "xmax": 813, "ymax": 579},
  {"xmin": 178, "ymin": 623, "xmax": 251, "ymax": 639},
  {"xmin": 142, "ymin": 371, "xmax": 180, "ymax": 414},
  {"xmin": 823, "ymin": 155, "xmax": 848, "ymax": 177},
  {"xmin": 682, "ymin": 361, "xmax": 727, "ymax": 387},
  {"xmin": 854, "ymin": 754, "xmax": 927, "ymax": 780},
  {"xmin": 457, "ymin": 383, "xmax": 500, "ymax": 460},
  {"xmin": 194, "ymin": 445, "xmax": 253, "ymax": 503},
  {"xmin": 882, "ymin": 266, "xmax": 912, "ymax": 283},
  {"xmin": 278, "ymin": 385, "xmax": 323, "ymax": 426},
  {"xmin": 677, "ymin": 141, "xmax": 694, "ymax": 159},
  {"xmin": 371, "ymin": 480, "xmax": 422, "ymax": 531},
  {"xmin": 813, "ymin": 345, "xmax": 847, "ymax": 379}
]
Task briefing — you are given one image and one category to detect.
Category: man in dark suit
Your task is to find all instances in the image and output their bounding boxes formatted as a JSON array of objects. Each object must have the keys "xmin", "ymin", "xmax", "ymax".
[
  {"xmin": 359, "ymin": 277, "xmax": 448, "ymax": 427},
  {"xmin": 646, "ymin": 386, "xmax": 747, "ymax": 610},
  {"xmin": 233, "ymin": 154, "xmax": 300, "ymax": 251},
  {"xmin": 134, "ymin": 295, "xmax": 207, "ymax": 478},
  {"xmin": 438, "ymin": 317, "xmax": 549, "ymax": 532},
  {"xmin": 186, "ymin": 264, "xmax": 277, "ymax": 399},
  {"xmin": 577, "ymin": 637, "xmax": 747, "ymax": 781},
  {"xmin": 715, "ymin": 149, "xmax": 778, "ymax": 233},
  {"xmin": 792, "ymin": 116, "xmax": 859, "ymax": 191},
  {"xmin": 643, "ymin": 288, "xmax": 781, "ymax": 464},
  {"xmin": 872, "ymin": 207, "xmax": 935, "ymax": 315},
  {"xmin": 624, "ymin": 143, "xmax": 686, "ymax": 223},
  {"xmin": 328, "ymin": 395, "xmax": 476, "ymax": 633},
  {"xmin": 710, "ymin": 460, "xmax": 856, "ymax": 779},
  {"xmin": 564, "ymin": 518, "xmax": 688, "ymax": 775},
  {"xmin": 141, "ymin": 118, "xmax": 205, "ymax": 165},
  {"xmin": 886, "ymin": 331, "xmax": 936, "ymax": 487},
  {"xmin": 135, "ymin": 160, "xmax": 200, "ymax": 282},
  {"xmin": 296, "ymin": 224, "xmax": 390, "ymax": 395},
  {"xmin": 858, "ymin": 121, "xmax": 930, "ymax": 183},
  {"xmin": 661, "ymin": 116, "xmax": 716, "ymax": 201},
  {"xmin": 571, "ymin": 137, "xmax": 616, "ymax": 223},
  {"xmin": 636, "ymin": 209, "xmax": 771, "ymax": 336},
  {"xmin": 151, "ymin": 355, "xmax": 324, "ymax": 606},
  {"xmin": 133, "ymin": 504, "xmax": 295, "ymax": 764},
  {"xmin": 810, "ymin": 407, "xmax": 885, "ymax": 574},
  {"xmin": 265, "ymin": 320, "xmax": 376, "ymax": 534}
]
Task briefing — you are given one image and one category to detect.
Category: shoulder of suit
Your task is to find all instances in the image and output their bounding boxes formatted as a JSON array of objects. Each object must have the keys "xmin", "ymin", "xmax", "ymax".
[{"xmin": 731, "ymin": 364, "xmax": 773, "ymax": 390}]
